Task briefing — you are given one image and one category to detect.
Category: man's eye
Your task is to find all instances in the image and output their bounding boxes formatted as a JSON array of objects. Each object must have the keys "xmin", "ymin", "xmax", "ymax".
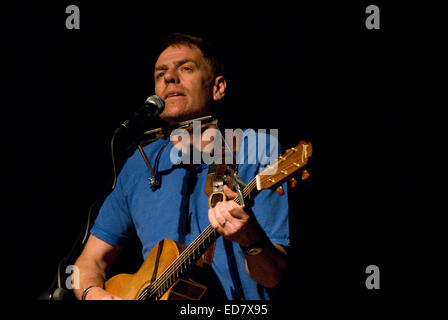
[
  {"xmin": 183, "ymin": 66, "xmax": 193, "ymax": 71},
  {"xmin": 156, "ymin": 72, "xmax": 165, "ymax": 78}
]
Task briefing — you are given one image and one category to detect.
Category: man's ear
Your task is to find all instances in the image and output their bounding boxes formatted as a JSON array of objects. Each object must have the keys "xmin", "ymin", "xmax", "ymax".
[{"xmin": 212, "ymin": 75, "xmax": 226, "ymax": 101}]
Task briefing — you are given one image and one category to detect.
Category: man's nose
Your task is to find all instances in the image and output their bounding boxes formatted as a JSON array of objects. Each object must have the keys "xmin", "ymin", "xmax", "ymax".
[{"xmin": 164, "ymin": 69, "xmax": 179, "ymax": 84}]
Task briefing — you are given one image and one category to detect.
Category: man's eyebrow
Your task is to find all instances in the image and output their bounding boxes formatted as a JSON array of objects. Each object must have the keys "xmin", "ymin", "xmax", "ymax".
[
  {"xmin": 154, "ymin": 59, "xmax": 198, "ymax": 72},
  {"xmin": 154, "ymin": 64, "xmax": 168, "ymax": 71}
]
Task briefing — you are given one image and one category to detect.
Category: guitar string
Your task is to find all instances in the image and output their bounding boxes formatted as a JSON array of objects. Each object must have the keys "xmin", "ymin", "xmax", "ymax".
[
  {"xmin": 138, "ymin": 226, "xmax": 217, "ymax": 299},
  {"xmin": 138, "ymin": 159, "xmax": 306, "ymax": 299},
  {"xmin": 138, "ymin": 178, "xmax": 257, "ymax": 300}
]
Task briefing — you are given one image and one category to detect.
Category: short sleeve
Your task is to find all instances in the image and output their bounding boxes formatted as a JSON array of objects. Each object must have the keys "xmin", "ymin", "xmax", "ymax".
[{"xmin": 90, "ymin": 162, "xmax": 135, "ymax": 247}]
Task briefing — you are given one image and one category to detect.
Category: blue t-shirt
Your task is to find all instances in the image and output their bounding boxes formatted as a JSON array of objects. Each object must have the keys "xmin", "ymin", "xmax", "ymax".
[{"xmin": 91, "ymin": 130, "xmax": 289, "ymax": 300}]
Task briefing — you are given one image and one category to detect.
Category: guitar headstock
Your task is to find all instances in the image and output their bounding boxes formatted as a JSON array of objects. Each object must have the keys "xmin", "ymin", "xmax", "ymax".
[{"xmin": 255, "ymin": 141, "xmax": 312, "ymax": 191}]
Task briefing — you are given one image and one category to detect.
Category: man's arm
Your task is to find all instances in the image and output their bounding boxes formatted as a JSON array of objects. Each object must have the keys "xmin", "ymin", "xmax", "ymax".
[
  {"xmin": 237, "ymin": 222, "xmax": 288, "ymax": 288},
  {"xmin": 208, "ymin": 185, "xmax": 288, "ymax": 288},
  {"xmin": 73, "ymin": 234, "xmax": 123, "ymax": 300}
]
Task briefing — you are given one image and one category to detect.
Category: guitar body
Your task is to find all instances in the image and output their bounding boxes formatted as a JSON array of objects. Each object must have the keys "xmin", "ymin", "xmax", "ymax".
[{"xmin": 105, "ymin": 239, "xmax": 207, "ymax": 300}]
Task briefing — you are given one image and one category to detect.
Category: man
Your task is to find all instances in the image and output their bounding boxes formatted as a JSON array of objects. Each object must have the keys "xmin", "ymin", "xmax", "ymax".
[{"xmin": 73, "ymin": 33, "xmax": 289, "ymax": 300}]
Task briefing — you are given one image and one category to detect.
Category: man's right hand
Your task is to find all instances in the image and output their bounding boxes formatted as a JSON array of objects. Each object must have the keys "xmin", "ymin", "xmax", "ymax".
[{"xmin": 84, "ymin": 286, "xmax": 122, "ymax": 300}]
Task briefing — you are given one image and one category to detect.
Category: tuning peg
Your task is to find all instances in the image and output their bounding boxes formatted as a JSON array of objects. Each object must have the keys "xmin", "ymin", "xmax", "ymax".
[
  {"xmin": 301, "ymin": 170, "xmax": 310, "ymax": 180},
  {"xmin": 276, "ymin": 185, "xmax": 285, "ymax": 196},
  {"xmin": 289, "ymin": 178, "xmax": 297, "ymax": 188}
]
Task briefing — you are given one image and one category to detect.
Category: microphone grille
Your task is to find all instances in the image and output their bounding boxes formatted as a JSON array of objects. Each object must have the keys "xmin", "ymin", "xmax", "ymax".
[{"xmin": 145, "ymin": 95, "xmax": 165, "ymax": 116}]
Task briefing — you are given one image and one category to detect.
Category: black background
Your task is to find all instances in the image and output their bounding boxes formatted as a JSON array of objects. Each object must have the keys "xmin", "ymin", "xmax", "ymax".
[{"xmin": 5, "ymin": 0, "xmax": 444, "ymax": 303}]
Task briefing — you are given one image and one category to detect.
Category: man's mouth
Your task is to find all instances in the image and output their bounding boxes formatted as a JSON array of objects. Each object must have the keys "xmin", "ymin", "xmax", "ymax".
[{"xmin": 164, "ymin": 91, "xmax": 186, "ymax": 100}]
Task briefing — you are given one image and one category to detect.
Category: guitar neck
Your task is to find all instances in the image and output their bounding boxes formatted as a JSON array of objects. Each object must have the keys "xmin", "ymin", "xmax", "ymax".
[{"xmin": 141, "ymin": 176, "xmax": 259, "ymax": 300}]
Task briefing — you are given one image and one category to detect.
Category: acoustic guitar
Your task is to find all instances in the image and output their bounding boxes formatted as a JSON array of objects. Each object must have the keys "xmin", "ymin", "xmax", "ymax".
[{"xmin": 104, "ymin": 141, "xmax": 312, "ymax": 300}]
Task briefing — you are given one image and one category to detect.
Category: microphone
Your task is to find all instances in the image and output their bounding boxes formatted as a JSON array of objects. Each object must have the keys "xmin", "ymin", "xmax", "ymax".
[
  {"xmin": 110, "ymin": 95, "xmax": 164, "ymax": 188},
  {"xmin": 119, "ymin": 95, "xmax": 165, "ymax": 133}
]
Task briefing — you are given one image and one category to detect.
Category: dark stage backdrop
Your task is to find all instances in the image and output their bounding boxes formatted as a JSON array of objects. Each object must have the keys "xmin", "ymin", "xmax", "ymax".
[{"xmin": 5, "ymin": 1, "xmax": 443, "ymax": 303}]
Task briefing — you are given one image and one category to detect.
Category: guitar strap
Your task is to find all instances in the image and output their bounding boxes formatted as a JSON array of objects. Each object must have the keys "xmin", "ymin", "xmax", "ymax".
[{"xmin": 198, "ymin": 136, "xmax": 240, "ymax": 267}]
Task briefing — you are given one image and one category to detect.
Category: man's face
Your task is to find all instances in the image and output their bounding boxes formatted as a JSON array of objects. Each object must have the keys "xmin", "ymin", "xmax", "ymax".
[{"xmin": 154, "ymin": 44, "xmax": 217, "ymax": 124}]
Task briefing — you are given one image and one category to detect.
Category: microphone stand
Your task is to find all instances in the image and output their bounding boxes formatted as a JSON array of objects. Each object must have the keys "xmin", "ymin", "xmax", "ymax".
[{"xmin": 38, "ymin": 197, "xmax": 105, "ymax": 300}]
